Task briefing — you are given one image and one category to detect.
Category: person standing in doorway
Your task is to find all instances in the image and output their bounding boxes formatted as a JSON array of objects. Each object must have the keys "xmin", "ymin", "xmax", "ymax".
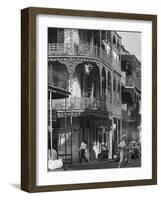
[
  {"xmin": 118, "ymin": 135, "xmax": 128, "ymax": 168},
  {"xmin": 79, "ymin": 140, "xmax": 88, "ymax": 163}
]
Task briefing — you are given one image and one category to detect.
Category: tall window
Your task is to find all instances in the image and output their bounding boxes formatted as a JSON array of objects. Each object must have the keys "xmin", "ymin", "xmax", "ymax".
[
  {"xmin": 117, "ymin": 82, "xmax": 121, "ymax": 103},
  {"xmin": 117, "ymin": 82, "xmax": 120, "ymax": 93},
  {"xmin": 108, "ymin": 71, "xmax": 111, "ymax": 92},
  {"xmin": 113, "ymin": 76, "xmax": 116, "ymax": 92},
  {"xmin": 102, "ymin": 68, "xmax": 106, "ymax": 96}
]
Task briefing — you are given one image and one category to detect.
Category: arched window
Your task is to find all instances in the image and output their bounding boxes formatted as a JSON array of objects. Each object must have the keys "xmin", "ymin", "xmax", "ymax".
[
  {"xmin": 108, "ymin": 71, "xmax": 111, "ymax": 92},
  {"xmin": 50, "ymin": 62, "xmax": 69, "ymax": 90},
  {"xmin": 113, "ymin": 76, "xmax": 116, "ymax": 92},
  {"xmin": 73, "ymin": 62, "xmax": 101, "ymax": 98}
]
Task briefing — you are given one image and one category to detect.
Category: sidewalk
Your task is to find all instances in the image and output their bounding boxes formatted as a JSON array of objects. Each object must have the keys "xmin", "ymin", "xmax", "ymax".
[
  {"xmin": 63, "ymin": 159, "xmax": 116, "ymax": 171},
  {"xmin": 63, "ymin": 158, "xmax": 141, "ymax": 171}
]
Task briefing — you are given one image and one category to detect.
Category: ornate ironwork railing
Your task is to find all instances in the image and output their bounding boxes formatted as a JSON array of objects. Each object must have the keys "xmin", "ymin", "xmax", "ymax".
[
  {"xmin": 51, "ymin": 97, "xmax": 108, "ymax": 112},
  {"xmin": 48, "ymin": 43, "xmax": 113, "ymax": 67},
  {"xmin": 121, "ymin": 109, "xmax": 136, "ymax": 122}
]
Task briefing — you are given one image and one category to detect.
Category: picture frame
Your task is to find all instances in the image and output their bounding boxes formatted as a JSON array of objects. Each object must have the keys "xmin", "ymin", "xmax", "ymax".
[{"xmin": 21, "ymin": 7, "xmax": 157, "ymax": 192}]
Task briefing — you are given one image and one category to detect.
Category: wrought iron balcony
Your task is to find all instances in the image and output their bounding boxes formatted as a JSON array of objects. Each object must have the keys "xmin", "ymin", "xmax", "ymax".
[
  {"xmin": 51, "ymin": 97, "xmax": 109, "ymax": 112},
  {"xmin": 121, "ymin": 109, "xmax": 136, "ymax": 122},
  {"xmin": 48, "ymin": 43, "xmax": 114, "ymax": 68}
]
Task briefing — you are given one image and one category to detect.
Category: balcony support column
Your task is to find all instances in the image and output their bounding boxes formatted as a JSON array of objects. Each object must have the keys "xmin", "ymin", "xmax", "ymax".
[
  {"xmin": 48, "ymin": 63, "xmax": 53, "ymax": 85},
  {"xmin": 68, "ymin": 62, "xmax": 78, "ymax": 95},
  {"xmin": 116, "ymin": 118, "xmax": 119, "ymax": 146},
  {"xmin": 69, "ymin": 74, "xmax": 73, "ymax": 94},
  {"xmin": 49, "ymin": 91, "xmax": 53, "ymax": 155},
  {"xmin": 99, "ymin": 30, "xmax": 102, "ymax": 58},
  {"xmin": 106, "ymin": 69, "xmax": 108, "ymax": 98},
  {"xmin": 120, "ymin": 83, "xmax": 122, "ymax": 106},
  {"xmin": 91, "ymin": 31, "xmax": 94, "ymax": 56},
  {"xmin": 111, "ymin": 71, "xmax": 114, "ymax": 111},
  {"xmin": 109, "ymin": 116, "xmax": 113, "ymax": 159},
  {"xmin": 99, "ymin": 65, "xmax": 103, "ymax": 97},
  {"xmin": 64, "ymin": 98, "xmax": 67, "ymax": 160},
  {"xmin": 120, "ymin": 118, "xmax": 122, "ymax": 140}
]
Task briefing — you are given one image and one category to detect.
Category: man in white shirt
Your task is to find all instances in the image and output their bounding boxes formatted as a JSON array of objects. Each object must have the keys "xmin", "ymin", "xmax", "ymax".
[{"xmin": 93, "ymin": 141, "xmax": 99, "ymax": 159}]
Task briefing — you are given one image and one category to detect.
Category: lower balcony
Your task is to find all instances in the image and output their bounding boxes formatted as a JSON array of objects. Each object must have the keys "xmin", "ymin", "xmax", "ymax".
[
  {"xmin": 121, "ymin": 110, "xmax": 135, "ymax": 122},
  {"xmin": 51, "ymin": 97, "xmax": 108, "ymax": 112}
]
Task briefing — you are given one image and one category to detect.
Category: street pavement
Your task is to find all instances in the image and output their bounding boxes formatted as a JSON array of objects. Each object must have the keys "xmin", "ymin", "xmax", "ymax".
[{"xmin": 63, "ymin": 157, "xmax": 141, "ymax": 171}]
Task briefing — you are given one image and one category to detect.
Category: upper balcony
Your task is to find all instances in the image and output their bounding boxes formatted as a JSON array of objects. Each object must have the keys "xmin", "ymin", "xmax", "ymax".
[{"xmin": 48, "ymin": 43, "xmax": 120, "ymax": 69}]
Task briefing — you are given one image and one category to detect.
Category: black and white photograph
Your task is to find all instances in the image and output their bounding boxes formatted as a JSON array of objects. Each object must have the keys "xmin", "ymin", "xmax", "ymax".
[
  {"xmin": 20, "ymin": 6, "xmax": 157, "ymax": 192},
  {"xmin": 47, "ymin": 28, "xmax": 141, "ymax": 171}
]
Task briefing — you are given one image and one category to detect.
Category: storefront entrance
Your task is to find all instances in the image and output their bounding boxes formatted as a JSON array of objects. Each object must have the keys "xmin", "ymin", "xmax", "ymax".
[
  {"xmin": 48, "ymin": 128, "xmax": 73, "ymax": 163},
  {"xmin": 48, "ymin": 127, "xmax": 91, "ymax": 163},
  {"xmin": 48, "ymin": 118, "xmax": 112, "ymax": 163}
]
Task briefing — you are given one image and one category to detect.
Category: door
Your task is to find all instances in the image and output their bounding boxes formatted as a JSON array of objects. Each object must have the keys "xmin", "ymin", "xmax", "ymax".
[
  {"xmin": 79, "ymin": 128, "xmax": 90, "ymax": 159},
  {"xmin": 57, "ymin": 128, "xmax": 72, "ymax": 163}
]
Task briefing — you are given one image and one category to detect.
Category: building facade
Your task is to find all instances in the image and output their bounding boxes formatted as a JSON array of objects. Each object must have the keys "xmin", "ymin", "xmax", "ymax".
[
  {"xmin": 121, "ymin": 49, "xmax": 141, "ymax": 143},
  {"xmin": 48, "ymin": 28, "xmax": 133, "ymax": 163}
]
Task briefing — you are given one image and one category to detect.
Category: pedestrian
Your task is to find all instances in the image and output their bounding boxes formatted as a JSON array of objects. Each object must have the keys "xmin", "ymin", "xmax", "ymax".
[
  {"xmin": 79, "ymin": 140, "xmax": 88, "ymax": 163},
  {"xmin": 118, "ymin": 135, "xmax": 128, "ymax": 168},
  {"xmin": 48, "ymin": 148, "xmax": 57, "ymax": 160},
  {"xmin": 93, "ymin": 141, "xmax": 99, "ymax": 160}
]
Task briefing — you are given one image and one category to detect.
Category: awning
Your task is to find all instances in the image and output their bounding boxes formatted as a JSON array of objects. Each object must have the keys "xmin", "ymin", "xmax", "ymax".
[{"xmin": 48, "ymin": 84, "xmax": 71, "ymax": 99}]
